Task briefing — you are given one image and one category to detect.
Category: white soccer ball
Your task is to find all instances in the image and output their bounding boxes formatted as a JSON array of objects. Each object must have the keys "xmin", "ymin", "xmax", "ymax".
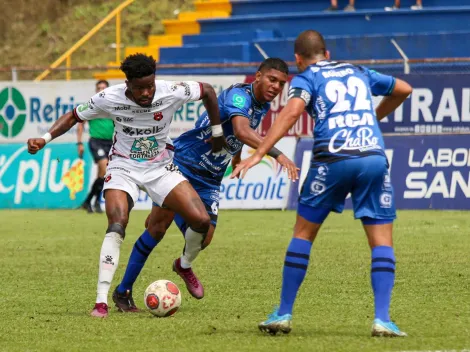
[{"xmin": 144, "ymin": 280, "xmax": 182, "ymax": 317}]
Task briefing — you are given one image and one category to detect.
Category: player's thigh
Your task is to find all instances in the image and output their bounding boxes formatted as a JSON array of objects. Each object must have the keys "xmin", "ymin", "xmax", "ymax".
[
  {"xmin": 144, "ymin": 163, "xmax": 210, "ymax": 231},
  {"xmin": 103, "ymin": 158, "xmax": 141, "ymax": 227},
  {"xmin": 146, "ymin": 204, "xmax": 175, "ymax": 240},
  {"xmin": 351, "ymin": 155, "xmax": 396, "ymax": 222},
  {"xmin": 163, "ymin": 181, "xmax": 210, "ymax": 232},
  {"xmin": 299, "ymin": 162, "xmax": 352, "ymax": 215}
]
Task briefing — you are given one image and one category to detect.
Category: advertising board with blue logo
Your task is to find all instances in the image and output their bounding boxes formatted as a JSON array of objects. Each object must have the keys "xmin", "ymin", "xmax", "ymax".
[
  {"xmin": 0, "ymin": 143, "xmax": 93, "ymax": 208},
  {"xmin": 131, "ymin": 137, "xmax": 297, "ymax": 210},
  {"xmin": 288, "ymin": 135, "xmax": 470, "ymax": 211},
  {"xmin": 378, "ymin": 74, "xmax": 470, "ymax": 134}
]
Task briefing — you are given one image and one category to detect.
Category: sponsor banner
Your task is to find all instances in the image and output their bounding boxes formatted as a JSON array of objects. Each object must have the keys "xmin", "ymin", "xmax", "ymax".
[
  {"xmin": 382, "ymin": 134, "xmax": 470, "ymax": 209},
  {"xmin": 219, "ymin": 136, "xmax": 296, "ymax": 209},
  {"xmin": 288, "ymin": 134, "xmax": 470, "ymax": 210},
  {"xmin": 0, "ymin": 143, "xmax": 93, "ymax": 208},
  {"xmin": 131, "ymin": 137, "xmax": 297, "ymax": 211},
  {"xmin": 0, "ymin": 76, "xmax": 243, "ymax": 144},
  {"xmin": 379, "ymin": 74, "xmax": 470, "ymax": 134}
]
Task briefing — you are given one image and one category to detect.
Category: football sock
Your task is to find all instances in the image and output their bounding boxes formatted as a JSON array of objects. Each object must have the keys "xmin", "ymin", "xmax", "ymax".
[
  {"xmin": 93, "ymin": 177, "xmax": 105, "ymax": 205},
  {"xmin": 85, "ymin": 178, "xmax": 103, "ymax": 204},
  {"xmin": 96, "ymin": 232, "xmax": 123, "ymax": 304},
  {"xmin": 180, "ymin": 227, "xmax": 204, "ymax": 269},
  {"xmin": 278, "ymin": 238, "xmax": 312, "ymax": 316},
  {"xmin": 118, "ymin": 230, "xmax": 160, "ymax": 293},
  {"xmin": 371, "ymin": 246, "xmax": 395, "ymax": 322}
]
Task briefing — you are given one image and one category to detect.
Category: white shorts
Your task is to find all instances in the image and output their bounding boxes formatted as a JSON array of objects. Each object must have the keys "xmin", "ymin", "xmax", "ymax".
[{"xmin": 103, "ymin": 157, "xmax": 187, "ymax": 206}]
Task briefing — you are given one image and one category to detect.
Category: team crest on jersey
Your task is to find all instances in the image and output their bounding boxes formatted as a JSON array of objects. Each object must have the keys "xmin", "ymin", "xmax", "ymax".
[
  {"xmin": 154, "ymin": 112, "xmax": 163, "ymax": 121},
  {"xmin": 130, "ymin": 137, "xmax": 159, "ymax": 161}
]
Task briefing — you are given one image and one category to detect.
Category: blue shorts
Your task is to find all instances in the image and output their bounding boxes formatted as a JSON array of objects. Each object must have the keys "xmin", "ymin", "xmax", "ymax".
[
  {"xmin": 298, "ymin": 155, "xmax": 396, "ymax": 224},
  {"xmin": 152, "ymin": 172, "xmax": 220, "ymax": 235}
]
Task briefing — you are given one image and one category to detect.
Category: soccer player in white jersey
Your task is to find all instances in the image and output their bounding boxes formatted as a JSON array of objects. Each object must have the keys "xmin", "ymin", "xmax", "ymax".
[{"xmin": 27, "ymin": 54, "xmax": 227, "ymax": 318}]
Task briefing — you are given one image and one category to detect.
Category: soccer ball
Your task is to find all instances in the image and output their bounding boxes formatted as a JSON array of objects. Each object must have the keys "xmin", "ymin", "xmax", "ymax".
[{"xmin": 144, "ymin": 280, "xmax": 182, "ymax": 317}]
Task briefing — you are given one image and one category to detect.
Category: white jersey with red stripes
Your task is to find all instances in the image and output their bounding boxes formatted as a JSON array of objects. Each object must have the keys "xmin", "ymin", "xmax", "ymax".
[{"xmin": 74, "ymin": 80, "xmax": 202, "ymax": 163}]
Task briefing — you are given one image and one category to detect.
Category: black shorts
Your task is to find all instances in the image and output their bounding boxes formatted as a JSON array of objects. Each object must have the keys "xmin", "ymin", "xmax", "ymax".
[{"xmin": 89, "ymin": 138, "xmax": 112, "ymax": 163}]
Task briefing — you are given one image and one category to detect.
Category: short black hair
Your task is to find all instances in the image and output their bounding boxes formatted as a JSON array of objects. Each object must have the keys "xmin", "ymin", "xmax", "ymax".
[
  {"xmin": 120, "ymin": 54, "xmax": 157, "ymax": 80},
  {"xmin": 294, "ymin": 30, "xmax": 327, "ymax": 59},
  {"xmin": 258, "ymin": 58, "xmax": 289, "ymax": 75},
  {"xmin": 96, "ymin": 80, "xmax": 109, "ymax": 87}
]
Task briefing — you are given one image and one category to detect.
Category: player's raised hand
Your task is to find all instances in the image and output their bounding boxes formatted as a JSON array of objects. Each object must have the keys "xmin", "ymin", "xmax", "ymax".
[
  {"xmin": 27, "ymin": 138, "xmax": 46, "ymax": 154},
  {"xmin": 231, "ymin": 154, "xmax": 262, "ymax": 179},
  {"xmin": 276, "ymin": 154, "xmax": 300, "ymax": 182}
]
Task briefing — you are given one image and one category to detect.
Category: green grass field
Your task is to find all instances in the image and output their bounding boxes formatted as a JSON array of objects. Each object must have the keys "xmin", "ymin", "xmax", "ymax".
[{"xmin": 1, "ymin": 209, "xmax": 469, "ymax": 352}]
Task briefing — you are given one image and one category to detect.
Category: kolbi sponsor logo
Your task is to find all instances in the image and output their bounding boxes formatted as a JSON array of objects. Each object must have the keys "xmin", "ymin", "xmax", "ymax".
[{"xmin": 122, "ymin": 125, "xmax": 166, "ymax": 136}]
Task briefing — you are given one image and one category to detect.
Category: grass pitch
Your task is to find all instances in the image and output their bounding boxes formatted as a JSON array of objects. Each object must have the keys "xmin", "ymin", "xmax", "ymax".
[{"xmin": 1, "ymin": 209, "xmax": 469, "ymax": 352}]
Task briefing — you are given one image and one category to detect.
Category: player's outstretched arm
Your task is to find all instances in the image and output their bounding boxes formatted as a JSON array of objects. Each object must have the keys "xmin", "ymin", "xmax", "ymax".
[
  {"xmin": 27, "ymin": 111, "xmax": 78, "ymax": 154},
  {"xmin": 231, "ymin": 97, "xmax": 305, "ymax": 179},
  {"xmin": 232, "ymin": 115, "xmax": 299, "ymax": 181},
  {"xmin": 200, "ymin": 82, "xmax": 227, "ymax": 153},
  {"xmin": 375, "ymin": 78, "xmax": 412, "ymax": 121}
]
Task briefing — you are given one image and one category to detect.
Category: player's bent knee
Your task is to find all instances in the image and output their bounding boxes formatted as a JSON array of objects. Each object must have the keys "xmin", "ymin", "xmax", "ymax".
[
  {"xmin": 106, "ymin": 223, "xmax": 125, "ymax": 238},
  {"xmin": 189, "ymin": 213, "xmax": 211, "ymax": 234}
]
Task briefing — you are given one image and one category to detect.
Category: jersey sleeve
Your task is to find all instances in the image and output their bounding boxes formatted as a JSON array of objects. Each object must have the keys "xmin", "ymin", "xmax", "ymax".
[
  {"xmin": 224, "ymin": 88, "xmax": 251, "ymax": 120},
  {"xmin": 288, "ymin": 74, "xmax": 314, "ymax": 106},
  {"xmin": 168, "ymin": 81, "xmax": 203, "ymax": 104},
  {"xmin": 74, "ymin": 93, "xmax": 111, "ymax": 122},
  {"xmin": 364, "ymin": 68, "xmax": 396, "ymax": 96}
]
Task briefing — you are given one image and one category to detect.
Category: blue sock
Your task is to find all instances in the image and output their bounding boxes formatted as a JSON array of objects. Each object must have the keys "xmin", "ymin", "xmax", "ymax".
[
  {"xmin": 118, "ymin": 230, "xmax": 160, "ymax": 293},
  {"xmin": 371, "ymin": 246, "xmax": 396, "ymax": 322},
  {"xmin": 278, "ymin": 238, "xmax": 312, "ymax": 316}
]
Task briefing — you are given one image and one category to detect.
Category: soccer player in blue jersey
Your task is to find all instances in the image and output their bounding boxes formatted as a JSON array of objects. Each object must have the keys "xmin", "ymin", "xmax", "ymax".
[
  {"xmin": 112, "ymin": 58, "xmax": 298, "ymax": 309},
  {"xmin": 232, "ymin": 30, "xmax": 413, "ymax": 337}
]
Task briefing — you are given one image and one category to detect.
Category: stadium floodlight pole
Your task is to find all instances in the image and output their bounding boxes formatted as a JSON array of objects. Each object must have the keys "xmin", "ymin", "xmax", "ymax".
[
  {"xmin": 390, "ymin": 39, "xmax": 410, "ymax": 75},
  {"xmin": 254, "ymin": 43, "xmax": 269, "ymax": 60}
]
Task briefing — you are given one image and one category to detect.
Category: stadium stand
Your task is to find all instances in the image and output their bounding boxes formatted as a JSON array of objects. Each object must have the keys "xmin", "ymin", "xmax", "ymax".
[{"xmin": 95, "ymin": 0, "xmax": 470, "ymax": 78}]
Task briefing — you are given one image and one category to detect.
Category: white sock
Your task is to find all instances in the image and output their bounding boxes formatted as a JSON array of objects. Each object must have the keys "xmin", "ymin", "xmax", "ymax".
[
  {"xmin": 95, "ymin": 232, "xmax": 123, "ymax": 304},
  {"xmin": 180, "ymin": 227, "xmax": 205, "ymax": 269}
]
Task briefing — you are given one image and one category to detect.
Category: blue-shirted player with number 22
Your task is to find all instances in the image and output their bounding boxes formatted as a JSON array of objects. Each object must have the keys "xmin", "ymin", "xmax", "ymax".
[{"xmin": 232, "ymin": 30, "xmax": 413, "ymax": 337}]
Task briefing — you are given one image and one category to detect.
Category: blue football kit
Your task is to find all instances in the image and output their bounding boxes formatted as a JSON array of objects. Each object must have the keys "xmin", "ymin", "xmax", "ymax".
[
  {"xmin": 288, "ymin": 60, "xmax": 396, "ymax": 224},
  {"xmin": 154, "ymin": 83, "xmax": 270, "ymax": 231}
]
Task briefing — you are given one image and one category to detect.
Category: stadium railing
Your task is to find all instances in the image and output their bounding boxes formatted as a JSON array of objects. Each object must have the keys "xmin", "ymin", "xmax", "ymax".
[{"xmin": 2, "ymin": 57, "xmax": 470, "ymax": 81}]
